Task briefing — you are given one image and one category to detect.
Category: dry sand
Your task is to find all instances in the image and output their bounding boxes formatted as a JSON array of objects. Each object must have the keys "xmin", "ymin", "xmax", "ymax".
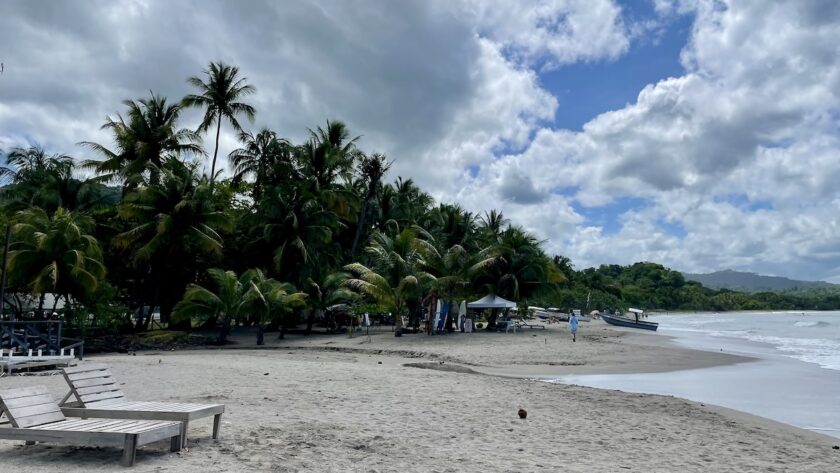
[{"xmin": 0, "ymin": 321, "xmax": 838, "ymax": 472}]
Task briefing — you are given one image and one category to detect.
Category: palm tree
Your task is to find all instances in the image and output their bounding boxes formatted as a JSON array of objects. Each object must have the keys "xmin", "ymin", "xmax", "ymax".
[
  {"xmin": 0, "ymin": 146, "xmax": 111, "ymax": 213},
  {"xmin": 228, "ymin": 128, "xmax": 293, "ymax": 201},
  {"xmin": 478, "ymin": 209, "xmax": 509, "ymax": 244},
  {"xmin": 7, "ymin": 207, "xmax": 105, "ymax": 316},
  {"xmin": 302, "ymin": 270, "xmax": 355, "ymax": 334},
  {"xmin": 297, "ymin": 120, "xmax": 360, "ymax": 191},
  {"xmin": 172, "ymin": 268, "xmax": 248, "ymax": 344},
  {"xmin": 116, "ymin": 159, "xmax": 232, "ymax": 327},
  {"xmin": 240, "ymin": 269, "xmax": 306, "ymax": 344},
  {"xmin": 81, "ymin": 93, "xmax": 203, "ymax": 188},
  {"xmin": 350, "ymin": 152, "xmax": 392, "ymax": 257},
  {"xmin": 2, "ymin": 146, "xmax": 73, "ymax": 184},
  {"xmin": 344, "ymin": 227, "xmax": 433, "ymax": 333},
  {"xmin": 423, "ymin": 243, "xmax": 494, "ymax": 330},
  {"xmin": 182, "ymin": 61, "xmax": 256, "ymax": 186}
]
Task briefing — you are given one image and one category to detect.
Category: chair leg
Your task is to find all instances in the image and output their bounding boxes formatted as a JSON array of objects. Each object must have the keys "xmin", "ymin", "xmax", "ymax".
[
  {"xmin": 121, "ymin": 434, "xmax": 138, "ymax": 467},
  {"xmin": 179, "ymin": 421, "xmax": 189, "ymax": 448},
  {"xmin": 212, "ymin": 414, "xmax": 222, "ymax": 440}
]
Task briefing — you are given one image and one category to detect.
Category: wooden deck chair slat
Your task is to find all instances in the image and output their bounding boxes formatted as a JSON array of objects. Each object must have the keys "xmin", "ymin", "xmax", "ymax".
[
  {"xmin": 0, "ymin": 386, "xmax": 51, "ymax": 401},
  {"xmin": 2, "ymin": 394, "xmax": 56, "ymax": 409},
  {"xmin": 75, "ymin": 384, "xmax": 121, "ymax": 396},
  {"xmin": 0, "ymin": 387, "xmax": 66, "ymax": 428},
  {"xmin": 11, "ymin": 411, "xmax": 66, "ymax": 428},
  {"xmin": 7, "ymin": 402, "xmax": 61, "ymax": 419},
  {"xmin": 61, "ymin": 363, "xmax": 109, "ymax": 375},
  {"xmin": 71, "ymin": 376, "xmax": 117, "ymax": 389},
  {"xmin": 38, "ymin": 419, "xmax": 93, "ymax": 430},
  {"xmin": 66, "ymin": 369, "xmax": 113, "ymax": 382},
  {"xmin": 79, "ymin": 391, "xmax": 125, "ymax": 404}
]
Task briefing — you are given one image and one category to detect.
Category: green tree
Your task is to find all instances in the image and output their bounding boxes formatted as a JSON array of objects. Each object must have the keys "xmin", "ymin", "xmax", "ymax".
[
  {"xmin": 228, "ymin": 128, "xmax": 293, "ymax": 201},
  {"xmin": 345, "ymin": 227, "xmax": 433, "ymax": 332},
  {"xmin": 7, "ymin": 207, "xmax": 106, "ymax": 315},
  {"xmin": 172, "ymin": 268, "xmax": 248, "ymax": 344},
  {"xmin": 241, "ymin": 269, "xmax": 306, "ymax": 344},
  {"xmin": 350, "ymin": 152, "xmax": 392, "ymax": 257},
  {"xmin": 183, "ymin": 61, "xmax": 256, "ymax": 187},
  {"xmin": 116, "ymin": 159, "xmax": 232, "ymax": 328},
  {"xmin": 82, "ymin": 94, "xmax": 203, "ymax": 188}
]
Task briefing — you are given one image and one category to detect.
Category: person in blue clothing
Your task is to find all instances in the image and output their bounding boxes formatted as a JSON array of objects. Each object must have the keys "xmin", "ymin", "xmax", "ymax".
[{"xmin": 569, "ymin": 311, "xmax": 579, "ymax": 342}]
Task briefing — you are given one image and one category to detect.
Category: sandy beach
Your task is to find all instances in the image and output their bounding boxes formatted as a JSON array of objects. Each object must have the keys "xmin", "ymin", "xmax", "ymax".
[{"xmin": 1, "ymin": 322, "xmax": 837, "ymax": 472}]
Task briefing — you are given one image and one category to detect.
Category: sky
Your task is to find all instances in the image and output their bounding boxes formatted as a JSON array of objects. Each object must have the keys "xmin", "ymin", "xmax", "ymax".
[{"xmin": 2, "ymin": 0, "xmax": 840, "ymax": 281}]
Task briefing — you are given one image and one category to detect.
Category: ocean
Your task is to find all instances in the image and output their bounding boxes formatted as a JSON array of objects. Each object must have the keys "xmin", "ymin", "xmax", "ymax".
[{"xmin": 557, "ymin": 311, "xmax": 840, "ymax": 438}]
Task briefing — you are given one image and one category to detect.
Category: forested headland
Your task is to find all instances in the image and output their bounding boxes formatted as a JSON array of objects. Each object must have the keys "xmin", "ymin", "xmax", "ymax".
[{"xmin": 2, "ymin": 62, "xmax": 837, "ymax": 346}]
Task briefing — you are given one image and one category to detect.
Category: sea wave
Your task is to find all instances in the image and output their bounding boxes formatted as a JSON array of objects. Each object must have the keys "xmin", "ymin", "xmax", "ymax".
[{"xmin": 744, "ymin": 334, "xmax": 840, "ymax": 371}]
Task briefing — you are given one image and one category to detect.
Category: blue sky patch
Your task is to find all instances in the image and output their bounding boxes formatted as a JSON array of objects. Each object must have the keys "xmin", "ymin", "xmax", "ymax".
[
  {"xmin": 572, "ymin": 196, "xmax": 650, "ymax": 235},
  {"xmin": 540, "ymin": 6, "xmax": 694, "ymax": 131},
  {"xmin": 715, "ymin": 193, "xmax": 774, "ymax": 212}
]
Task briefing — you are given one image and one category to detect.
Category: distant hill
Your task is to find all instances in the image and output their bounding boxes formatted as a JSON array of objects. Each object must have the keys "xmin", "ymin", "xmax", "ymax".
[{"xmin": 682, "ymin": 269, "xmax": 838, "ymax": 293}]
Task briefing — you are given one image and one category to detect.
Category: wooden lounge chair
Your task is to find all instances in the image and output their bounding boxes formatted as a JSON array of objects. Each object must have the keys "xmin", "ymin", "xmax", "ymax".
[
  {"xmin": 59, "ymin": 364, "xmax": 224, "ymax": 446},
  {"xmin": 0, "ymin": 385, "xmax": 181, "ymax": 467}
]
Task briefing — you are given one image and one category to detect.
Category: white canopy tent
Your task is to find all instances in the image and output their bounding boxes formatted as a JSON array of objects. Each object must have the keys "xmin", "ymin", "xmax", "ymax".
[{"xmin": 467, "ymin": 294, "xmax": 516, "ymax": 309}]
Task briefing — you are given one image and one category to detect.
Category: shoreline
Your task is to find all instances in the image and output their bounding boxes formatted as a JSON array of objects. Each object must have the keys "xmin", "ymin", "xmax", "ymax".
[{"xmin": 1, "ymin": 322, "xmax": 838, "ymax": 471}]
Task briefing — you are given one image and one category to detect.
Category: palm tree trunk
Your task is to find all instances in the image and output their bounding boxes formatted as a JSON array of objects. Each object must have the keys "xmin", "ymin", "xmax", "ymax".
[
  {"xmin": 218, "ymin": 317, "xmax": 230, "ymax": 345},
  {"xmin": 257, "ymin": 323, "xmax": 266, "ymax": 345},
  {"xmin": 37, "ymin": 293, "xmax": 46, "ymax": 319},
  {"xmin": 350, "ymin": 195, "xmax": 370, "ymax": 257},
  {"xmin": 305, "ymin": 308, "xmax": 319, "ymax": 335},
  {"xmin": 209, "ymin": 112, "xmax": 222, "ymax": 188}
]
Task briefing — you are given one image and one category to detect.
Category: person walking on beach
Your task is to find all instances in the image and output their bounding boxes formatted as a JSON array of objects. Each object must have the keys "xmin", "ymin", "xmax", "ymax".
[{"xmin": 569, "ymin": 311, "xmax": 579, "ymax": 342}]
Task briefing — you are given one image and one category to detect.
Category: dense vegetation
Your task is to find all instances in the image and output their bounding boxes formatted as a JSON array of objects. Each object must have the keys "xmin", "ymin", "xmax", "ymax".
[
  {"xmin": 1, "ymin": 62, "xmax": 837, "ymax": 345},
  {"xmin": 537, "ymin": 261, "xmax": 840, "ymax": 312}
]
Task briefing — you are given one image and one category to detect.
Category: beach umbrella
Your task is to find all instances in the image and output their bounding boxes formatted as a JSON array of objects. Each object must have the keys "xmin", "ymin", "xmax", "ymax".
[{"xmin": 458, "ymin": 300, "xmax": 466, "ymax": 331}]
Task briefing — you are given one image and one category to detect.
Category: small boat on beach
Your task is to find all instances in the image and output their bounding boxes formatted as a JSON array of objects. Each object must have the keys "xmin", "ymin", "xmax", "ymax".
[{"xmin": 601, "ymin": 311, "xmax": 659, "ymax": 331}]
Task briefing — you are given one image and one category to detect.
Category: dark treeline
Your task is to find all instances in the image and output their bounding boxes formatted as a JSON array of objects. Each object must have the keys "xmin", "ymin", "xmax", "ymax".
[
  {"xmin": 1, "ymin": 62, "xmax": 835, "ymax": 345},
  {"xmin": 536, "ymin": 261, "xmax": 840, "ymax": 312},
  {"xmin": 0, "ymin": 61, "xmax": 568, "ymax": 343}
]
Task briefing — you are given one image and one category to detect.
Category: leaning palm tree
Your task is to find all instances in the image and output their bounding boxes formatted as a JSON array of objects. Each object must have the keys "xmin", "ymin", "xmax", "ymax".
[
  {"xmin": 7, "ymin": 207, "xmax": 106, "ymax": 315},
  {"xmin": 182, "ymin": 61, "xmax": 256, "ymax": 186}
]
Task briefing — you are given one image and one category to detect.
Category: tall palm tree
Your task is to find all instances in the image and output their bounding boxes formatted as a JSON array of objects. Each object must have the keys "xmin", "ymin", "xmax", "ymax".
[
  {"xmin": 7, "ymin": 207, "xmax": 106, "ymax": 315},
  {"xmin": 81, "ymin": 93, "xmax": 203, "ymax": 188},
  {"xmin": 350, "ymin": 152, "xmax": 392, "ymax": 257},
  {"xmin": 182, "ymin": 61, "xmax": 256, "ymax": 186}
]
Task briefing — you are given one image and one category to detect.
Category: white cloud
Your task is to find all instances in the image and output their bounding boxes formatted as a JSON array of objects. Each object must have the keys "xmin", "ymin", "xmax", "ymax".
[
  {"xmin": 5, "ymin": 0, "xmax": 840, "ymax": 281},
  {"xmin": 457, "ymin": 0, "xmax": 840, "ymax": 281}
]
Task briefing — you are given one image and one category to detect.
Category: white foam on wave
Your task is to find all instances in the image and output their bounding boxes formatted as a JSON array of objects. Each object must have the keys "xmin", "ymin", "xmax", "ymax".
[
  {"xmin": 744, "ymin": 334, "xmax": 840, "ymax": 371},
  {"xmin": 659, "ymin": 314, "xmax": 840, "ymax": 371}
]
